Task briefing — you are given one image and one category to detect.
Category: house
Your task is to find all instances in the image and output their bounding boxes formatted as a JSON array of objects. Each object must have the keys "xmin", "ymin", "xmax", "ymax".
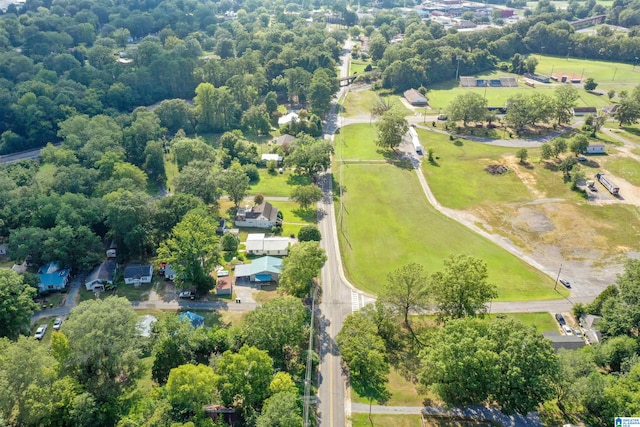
[
  {"xmin": 585, "ymin": 144, "xmax": 605, "ymax": 154},
  {"xmin": 216, "ymin": 276, "xmax": 232, "ymax": 295},
  {"xmin": 216, "ymin": 219, "xmax": 227, "ymax": 235},
  {"xmin": 124, "ymin": 263, "xmax": 153, "ymax": 286},
  {"xmin": 136, "ymin": 315, "xmax": 157, "ymax": 337},
  {"xmin": 245, "ymin": 233, "xmax": 291, "ymax": 256},
  {"xmin": 278, "ymin": 112, "xmax": 299, "ymax": 126},
  {"xmin": 159, "ymin": 262, "xmax": 177, "ymax": 281},
  {"xmin": 602, "ymin": 104, "xmax": 619, "ymax": 115},
  {"xmin": 0, "ymin": 243, "xmax": 7, "ymax": 257},
  {"xmin": 37, "ymin": 262, "xmax": 71, "ymax": 293},
  {"xmin": 275, "ymin": 134, "xmax": 295, "ymax": 146},
  {"xmin": 85, "ymin": 260, "xmax": 117, "ymax": 291},
  {"xmin": 403, "ymin": 88, "xmax": 428, "ymax": 106},
  {"xmin": 543, "ymin": 332, "xmax": 586, "ymax": 352},
  {"xmin": 580, "ymin": 314, "xmax": 602, "ymax": 344},
  {"xmin": 572, "ymin": 107, "xmax": 597, "ymax": 116},
  {"xmin": 235, "ymin": 202, "xmax": 281, "ymax": 229},
  {"xmin": 261, "ymin": 153, "xmax": 283, "ymax": 164},
  {"xmin": 106, "ymin": 241, "xmax": 117, "ymax": 258},
  {"xmin": 234, "ymin": 256, "xmax": 283, "ymax": 286},
  {"xmin": 179, "ymin": 311, "xmax": 205, "ymax": 328}
]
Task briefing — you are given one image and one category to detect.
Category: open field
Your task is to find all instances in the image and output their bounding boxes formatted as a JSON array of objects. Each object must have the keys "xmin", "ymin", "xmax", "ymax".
[
  {"xmin": 335, "ymin": 163, "xmax": 563, "ymax": 300},
  {"xmin": 351, "ymin": 414, "xmax": 424, "ymax": 427},
  {"xmin": 350, "ymin": 59, "xmax": 372, "ymax": 75},
  {"xmin": 489, "ymin": 312, "xmax": 558, "ymax": 333},
  {"xmin": 335, "ymin": 123, "xmax": 382, "ymax": 160},
  {"xmin": 248, "ymin": 169, "xmax": 312, "ymax": 197},
  {"xmin": 341, "ymin": 90, "xmax": 413, "ymax": 118},
  {"xmin": 531, "ymin": 54, "xmax": 640, "ymax": 84},
  {"xmin": 599, "ymin": 156, "xmax": 640, "ymax": 187}
]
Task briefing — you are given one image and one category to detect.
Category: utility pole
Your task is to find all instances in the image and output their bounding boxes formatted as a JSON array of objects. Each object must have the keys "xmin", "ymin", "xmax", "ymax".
[
  {"xmin": 554, "ymin": 263, "xmax": 563, "ymax": 291},
  {"xmin": 455, "ymin": 55, "xmax": 462, "ymax": 81}
]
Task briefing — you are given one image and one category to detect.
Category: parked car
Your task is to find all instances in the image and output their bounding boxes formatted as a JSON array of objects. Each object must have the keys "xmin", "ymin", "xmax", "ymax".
[
  {"xmin": 179, "ymin": 291, "xmax": 196, "ymax": 299},
  {"xmin": 437, "ymin": 114, "xmax": 448, "ymax": 121},
  {"xmin": 559, "ymin": 279, "xmax": 571, "ymax": 288},
  {"xmin": 562, "ymin": 325, "xmax": 573, "ymax": 335},
  {"xmin": 578, "ymin": 157, "xmax": 587, "ymax": 162},
  {"xmin": 555, "ymin": 313, "xmax": 566, "ymax": 325},
  {"xmin": 53, "ymin": 317, "xmax": 62, "ymax": 331},
  {"xmin": 573, "ymin": 327, "xmax": 583, "ymax": 337},
  {"xmin": 34, "ymin": 325, "xmax": 47, "ymax": 340}
]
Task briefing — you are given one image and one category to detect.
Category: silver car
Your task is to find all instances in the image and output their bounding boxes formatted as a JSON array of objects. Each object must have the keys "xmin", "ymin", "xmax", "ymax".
[{"xmin": 34, "ymin": 325, "xmax": 47, "ymax": 340}]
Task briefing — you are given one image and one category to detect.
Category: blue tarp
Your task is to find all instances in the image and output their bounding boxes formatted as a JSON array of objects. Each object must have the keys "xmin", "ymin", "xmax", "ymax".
[
  {"xmin": 255, "ymin": 274, "xmax": 271, "ymax": 282},
  {"xmin": 179, "ymin": 311, "xmax": 205, "ymax": 328}
]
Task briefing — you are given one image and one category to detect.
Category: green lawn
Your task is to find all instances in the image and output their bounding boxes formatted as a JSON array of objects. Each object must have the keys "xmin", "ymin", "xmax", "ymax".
[
  {"xmin": 351, "ymin": 414, "xmax": 423, "ymax": 427},
  {"xmin": 336, "ymin": 163, "xmax": 564, "ymax": 300},
  {"xmin": 531, "ymin": 54, "xmax": 640, "ymax": 84},
  {"xmin": 248, "ymin": 169, "xmax": 311, "ymax": 197},
  {"xmin": 489, "ymin": 312, "xmax": 557, "ymax": 333},
  {"xmin": 164, "ymin": 153, "xmax": 179, "ymax": 193},
  {"xmin": 341, "ymin": 90, "xmax": 413, "ymax": 118},
  {"xmin": 335, "ymin": 124, "xmax": 383, "ymax": 160},
  {"xmin": 350, "ymin": 59, "xmax": 371, "ymax": 75},
  {"xmin": 352, "ymin": 368, "xmax": 424, "ymax": 406},
  {"xmin": 600, "ymin": 156, "xmax": 640, "ymax": 187},
  {"xmin": 419, "ymin": 130, "xmax": 533, "ymax": 209}
]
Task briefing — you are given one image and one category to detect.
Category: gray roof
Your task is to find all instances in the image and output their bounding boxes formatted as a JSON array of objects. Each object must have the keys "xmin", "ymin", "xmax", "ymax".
[
  {"xmin": 86, "ymin": 260, "xmax": 117, "ymax": 284},
  {"xmin": 276, "ymin": 134, "xmax": 295, "ymax": 145},
  {"xmin": 543, "ymin": 332, "xmax": 586, "ymax": 351},
  {"xmin": 242, "ymin": 202, "xmax": 279, "ymax": 222},
  {"xmin": 124, "ymin": 263, "xmax": 153, "ymax": 279}
]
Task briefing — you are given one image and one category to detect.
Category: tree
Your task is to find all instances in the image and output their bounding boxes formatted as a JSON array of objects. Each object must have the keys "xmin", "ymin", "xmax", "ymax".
[
  {"xmin": 279, "ymin": 241, "xmax": 327, "ymax": 298},
  {"xmin": 154, "ymin": 99, "xmax": 195, "ymax": 135},
  {"xmin": 540, "ymin": 143, "xmax": 553, "ymax": 160},
  {"xmin": 285, "ymin": 136, "xmax": 333, "ymax": 177},
  {"xmin": 298, "ymin": 225, "xmax": 321, "ymax": 242},
  {"xmin": 194, "ymin": 82, "xmax": 216, "ymax": 133},
  {"xmin": 552, "ymin": 139, "xmax": 568, "ymax": 158},
  {"xmin": 554, "ymin": 85, "xmax": 579, "ymax": 125},
  {"xmin": 165, "ymin": 364, "xmax": 216, "ymax": 417},
  {"xmin": 570, "ymin": 134, "xmax": 589, "ymax": 156},
  {"xmin": 614, "ymin": 97, "xmax": 640, "ymax": 126},
  {"xmin": 173, "ymin": 161, "xmax": 220, "ymax": 205},
  {"xmin": 241, "ymin": 105, "xmax": 271, "ymax": 135},
  {"xmin": 584, "ymin": 77, "xmax": 598, "ymax": 92},
  {"xmin": 337, "ymin": 310, "xmax": 389, "ymax": 419},
  {"xmin": 447, "ymin": 92, "xmax": 487, "ymax": 127},
  {"xmin": 62, "ymin": 297, "xmax": 142, "ymax": 423},
  {"xmin": 221, "ymin": 162, "xmax": 250, "ymax": 208},
  {"xmin": 215, "ymin": 345, "xmax": 274, "ymax": 418},
  {"xmin": 256, "ymin": 392, "xmax": 302, "ymax": 427},
  {"xmin": 524, "ymin": 56, "xmax": 538, "ymax": 74},
  {"xmin": 172, "ymin": 137, "xmax": 215, "ymax": 171},
  {"xmin": 103, "ymin": 189, "xmax": 154, "ymax": 259},
  {"xmin": 0, "ymin": 270, "xmax": 38, "ymax": 339},
  {"xmin": 143, "ymin": 140, "xmax": 166, "ymax": 184},
  {"xmin": 242, "ymin": 297, "xmax": 308, "ymax": 372},
  {"xmin": 157, "ymin": 212, "xmax": 219, "ymax": 295},
  {"xmin": 380, "ymin": 263, "xmax": 430, "ymax": 340},
  {"xmin": 291, "ymin": 184, "xmax": 324, "ymax": 210},
  {"xmin": 419, "ymin": 317, "xmax": 559, "ymax": 414},
  {"xmin": 516, "ymin": 148, "xmax": 529, "ymax": 164},
  {"xmin": 254, "ymin": 194, "xmax": 264, "ymax": 205},
  {"xmin": 430, "ymin": 254, "xmax": 498, "ymax": 321},
  {"xmin": 154, "ymin": 194, "xmax": 205, "ymax": 242},
  {"xmin": 608, "ymin": 89, "xmax": 616, "ymax": 100},
  {"xmin": 375, "ymin": 108, "xmax": 409, "ymax": 151},
  {"xmin": 220, "ymin": 233, "xmax": 239, "ymax": 253},
  {"xmin": 308, "ymin": 68, "xmax": 338, "ymax": 118},
  {"xmin": 600, "ymin": 259, "xmax": 640, "ymax": 337},
  {"xmin": 264, "ymin": 91, "xmax": 278, "ymax": 114}
]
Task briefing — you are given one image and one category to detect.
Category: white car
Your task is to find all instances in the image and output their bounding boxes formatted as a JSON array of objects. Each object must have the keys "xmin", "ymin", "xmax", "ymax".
[
  {"xmin": 53, "ymin": 317, "xmax": 62, "ymax": 331},
  {"xmin": 573, "ymin": 327, "xmax": 583, "ymax": 337},
  {"xmin": 562, "ymin": 325, "xmax": 573, "ymax": 336},
  {"xmin": 34, "ymin": 325, "xmax": 47, "ymax": 340}
]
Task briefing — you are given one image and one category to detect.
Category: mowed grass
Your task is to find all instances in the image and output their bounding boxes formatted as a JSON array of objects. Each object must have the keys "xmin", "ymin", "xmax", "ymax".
[
  {"xmin": 419, "ymin": 130, "xmax": 533, "ymax": 209},
  {"xmin": 335, "ymin": 124, "xmax": 384, "ymax": 160},
  {"xmin": 352, "ymin": 368, "xmax": 425, "ymax": 406},
  {"xmin": 248, "ymin": 169, "xmax": 312, "ymax": 197},
  {"xmin": 489, "ymin": 312, "xmax": 558, "ymax": 333},
  {"xmin": 351, "ymin": 414, "xmax": 424, "ymax": 427},
  {"xmin": 341, "ymin": 90, "xmax": 412, "ymax": 118},
  {"xmin": 531, "ymin": 54, "xmax": 640, "ymax": 83},
  {"xmin": 600, "ymin": 156, "xmax": 640, "ymax": 186},
  {"xmin": 350, "ymin": 59, "xmax": 372, "ymax": 75},
  {"xmin": 336, "ymin": 163, "xmax": 562, "ymax": 300}
]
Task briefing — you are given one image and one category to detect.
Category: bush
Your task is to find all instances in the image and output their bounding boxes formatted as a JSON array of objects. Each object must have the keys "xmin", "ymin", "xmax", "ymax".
[
  {"xmin": 298, "ymin": 225, "xmax": 321, "ymax": 242},
  {"xmin": 243, "ymin": 164, "xmax": 260, "ymax": 182},
  {"xmin": 364, "ymin": 63, "xmax": 372, "ymax": 72},
  {"xmin": 267, "ymin": 160, "xmax": 277, "ymax": 174},
  {"xmin": 221, "ymin": 233, "xmax": 239, "ymax": 253}
]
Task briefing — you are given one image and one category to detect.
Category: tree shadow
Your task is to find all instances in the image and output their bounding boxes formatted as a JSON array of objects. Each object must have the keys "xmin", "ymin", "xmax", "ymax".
[
  {"xmin": 330, "ymin": 174, "xmax": 346, "ymax": 202},
  {"xmin": 453, "ymin": 140, "xmax": 464, "ymax": 146},
  {"xmin": 622, "ymin": 126, "xmax": 640, "ymax": 139},
  {"xmin": 542, "ymin": 160, "xmax": 559, "ymax": 171},
  {"xmin": 287, "ymin": 174, "xmax": 312, "ymax": 186},
  {"xmin": 292, "ymin": 207, "xmax": 319, "ymax": 223}
]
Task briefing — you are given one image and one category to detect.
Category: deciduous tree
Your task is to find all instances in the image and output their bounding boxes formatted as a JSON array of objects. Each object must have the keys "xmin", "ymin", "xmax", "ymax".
[
  {"xmin": 447, "ymin": 92, "xmax": 487, "ymax": 127},
  {"xmin": 256, "ymin": 392, "xmax": 302, "ymax": 427},
  {"xmin": 298, "ymin": 225, "xmax": 321, "ymax": 242},
  {"xmin": 221, "ymin": 162, "xmax": 250, "ymax": 208},
  {"xmin": 165, "ymin": 364, "xmax": 216, "ymax": 417},
  {"xmin": 291, "ymin": 184, "xmax": 324, "ymax": 210},
  {"xmin": 279, "ymin": 241, "xmax": 327, "ymax": 298},
  {"xmin": 375, "ymin": 108, "xmax": 409, "ymax": 151},
  {"xmin": 516, "ymin": 148, "xmax": 529, "ymax": 164},
  {"xmin": 554, "ymin": 85, "xmax": 579, "ymax": 125},
  {"xmin": 0, "ymin": 270, "xmax": 38, "ymax": 339}
]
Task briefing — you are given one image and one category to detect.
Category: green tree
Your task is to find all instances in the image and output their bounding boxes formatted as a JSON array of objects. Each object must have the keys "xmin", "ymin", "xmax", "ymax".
[
  {"xmin": 540, "ymin": 143, "xmax": 554, "ymax": 160},
  {"xmin": 165, "ymin": 364, "xmax": 216, "ymax": 416},
  {"xmin": 430, "ymin": 254, "xmax": 497, "ymax": 321},
  {"xmin": 173, "ymin": 161, "xmax": 220, "ymax": 205},
  {"xmin": 221, "ymin": 162, "xmax": 250, "ymax": 208},
  {"xmin": 524, "ymin": 56, "xmax": 538, "ymax": 74},
  {"xmin": 380, "ymin": 263, "xmax": 429, "ymax": 341},
  {"xmin": 143, "ymin": 140, "xmax": 166, "ymax": 184},
  {"xmin": 154, "ymin": 194, "xmax": 206, "ymax": 242},
  {"xmin": 285, "ymin": 136, "xmax": 333, "ymax": 177},
  {"xmin": 614, "ymin": 97, "xmax": 640, "ymax": 126},
  {"xmin": 337, "ymin": 310, "xmax": 390, "ymax": 419},
  {"xmin": 569, "ymin": 134, "xmax": 589, "ymax": 156},
  {"xmin": 103, "ymin": 189, "xmax": 154, "ymax": 259},
  {"xmin": 608, "ymin": 89, "xmax": 616, "ymax": 100},
  {"xmin": 554, "ymin": 85, "xmax": 579, "ymax": 125},
  {"xmin": 264, "ymin": 91, "xmax": 278, "ymax": 114},
  {"xmin": 241, "ymin": 105, "xmax": 271, "ymax": 135},
  {"xmin": 601, "ymin": 259, "xmax": 640, "ymax": 337},
  {"xmin": 63, "ymin": 297, "xmax": 142, "ymax": 423},
  {"xmin": 154, "ymin": 99, "xmax": 195, "ymax": 135},
  {"xmin": 447, "ymin": 92, "xmax": 487, "ymax": 127},
  {"xmin": 375, "ymin": 108, "xmax": 409, "ymax": 151},
  {"xmin": 516, "ymin": 148, "xmax": 529, "ymax": 164},
  {"xmin": 157, "ymin": 212, "xmax": 219, "ymax": 295},
  {"xmin": 552, "ymin": 138, "xmax": 568, "ymax": 158},
  {"xmin": 242, "ymin": 297, "xmax": 308, "ymax": 372},
  {"xmin": 0, "ymin": 268, "xmax": 38, "ymax": 339},
  {"xmin": 269, "ymin": 372, "xmax": 298, "ymax": 395},
  {"xmin": 278, "ymin": 241, "xmax": 327, "ymax": 298},
  {"xmin": 584, "ymin": 77, "xmax": 598, "ymax": 92},
  {"xmin": 172, "ymin": 137, "xmax": 216, "ymax": 171},
  {"xmin": 298, "ymin": 225, "xmax": 321, "ymax": 242},
  {"xmin": 308, "ymin": 68, "xmax": 338, "ymax": 118},
  {"xmin": 256, "ymin": 392, "xmax": 302, "ymax": 427},
  {"xmin": 221, "ymin": 233, "xmax": 239, "ymax": 253},
  {"xmin": 291, "ymin": 184, "xmax": 324, "ymax": 210},
  {"xmin": 194, "ymin": 82, "xmax": 217, "ymax": 133}
]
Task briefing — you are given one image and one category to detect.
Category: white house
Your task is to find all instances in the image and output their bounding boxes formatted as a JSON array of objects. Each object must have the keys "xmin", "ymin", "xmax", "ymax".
[
  {"xmin": 278, "ymin": 112, "xmax": 299, "ymax": 126},
  {"xmin": 261, "ymin": 153, "xmax": 283, "ymax": 164},
  {"xmin": 124, "ymin": 263, "xmax": 153, "ymax": 286},
  {"xmin": 85, "ymin": 260, "xmax": 117, "ymax": 291},
  {"xmin": 586, "ymin": 144, "xmax": 605, "ymax": 154},
  {"xmin": 235, "ymin": 202, "xmax": 281, "ymax": 229},
  {"xmin": 245, "ymin": 233, "xmax": 291, "ymax": 256}
]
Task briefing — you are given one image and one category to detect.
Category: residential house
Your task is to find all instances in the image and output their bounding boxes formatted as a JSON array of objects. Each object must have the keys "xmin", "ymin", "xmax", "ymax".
[
  {"xmin": 275, "ymin": 134, "xmax": 295, "ymax": 146},
  {"xmin": 234, "ymin": 202, "xmax": 281, "ymax": 229},
  {"xmin": 234, "ymin": 256, "xmax": 283, "ymax": 286},
  {"xmin": 216, "ymin": 276, "xmax": 232, "ymax": 295},
  {"xmin": 278, "ymin": 112, "xmax": 299, "ymax": 127},
  {"xmin": 261, "ymin": 153, "xmax": 283, "ymax": 164},
  {"xmin": 85, "ymin": 260, "xmax": 117, "ymax": 291},
  {"xmin": 585, "ymin": 144, "xmax": 605, "ymax": 154},
  {"xmin": 543, "ymin": 332, "xmax": 586, "ymax": 351},
  {"xmin": 403, "ymin": 88, "xmax": 428, "ymax": 106},
  {"xmin": 124, "ymin": 263, "xmax": 153, "ymax": 286},
  {"xmin": 179, "ymin": 311, "xmax": 205, "ymax": 328},
  {"xmin": 159, "ymin": 262, "xmax": 177, "ymax": 281},
  {"xmin": 572, "ymin": 107, "xmax": 597, "ymax": 116},
  {"xmin": 216, "ymin": 219, "xmax": 227, "ymax": 235},
  {"xmin": 37, "ymin": 262, "xmax": 71, "ymax": 293},
  {"xmin": 580, "ymin": 314, "xmax": 602, "ymax": 344},
  {"xmin": 245, "ymin": 233, "xmax": 291, "ymax": 256}
]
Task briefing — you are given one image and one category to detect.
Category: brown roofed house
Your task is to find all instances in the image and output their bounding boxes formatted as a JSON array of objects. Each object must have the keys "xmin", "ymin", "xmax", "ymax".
[
  {"xmin": 216, "ymin": 276, "xmax": 232, "ymax": 295},
  {"xmin": 404, "ymin": 88, "xmax": 428, "ymax": 106}
]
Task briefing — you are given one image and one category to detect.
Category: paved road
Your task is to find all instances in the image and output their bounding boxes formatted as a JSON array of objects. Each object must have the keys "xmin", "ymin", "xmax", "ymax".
[{"xmin": 0, "ymin": 144, "xmax": 60, "ymax": 165}]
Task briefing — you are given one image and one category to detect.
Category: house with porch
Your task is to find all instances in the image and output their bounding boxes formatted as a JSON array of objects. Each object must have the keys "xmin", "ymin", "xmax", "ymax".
[
  {"xmin": 124, "ymin": 263, "xmax": 153, "ymax": 286},
  {"xmin": 85, "ymin": 260, "xmax": 117, "ymax": 291},
  {"xmin": 234, "ymin": 256, "xmax": 283, "ymax": 287},
  {"xmin": 234, "ymin": 202, "xmax": 281, "ymax": 229},
  {"xmin": 37, "ymin": 262, "xmax": 71, "ymax": 294}
]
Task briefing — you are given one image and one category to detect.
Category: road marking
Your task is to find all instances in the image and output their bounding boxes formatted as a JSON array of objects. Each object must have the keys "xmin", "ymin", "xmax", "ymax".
[{"xmin": 351, "ymin": 290, "xmax": 360, "ymax": 312}]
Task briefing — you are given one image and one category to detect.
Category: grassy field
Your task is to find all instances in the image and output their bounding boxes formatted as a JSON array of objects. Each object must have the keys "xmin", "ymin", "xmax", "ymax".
[
  {"xmin": 335, "ymin": 124, "xmax": 382, "ymax": 160},
  {"xmin": 489, "ymin": 312, "xmax": 558, "ymax": 332},
  {"xmin": 531, "ymin": 54, "xmax": 640, "ymax": 84},
  {"xmin": 341, "ymin": 90, "xmax": 413, "ymax": 118},
  {"xmin": 336, "ymin": 163, "xmax": 563, "ymax": 300},
  {"xmin": 352, "ymin": 368, "xmax": 425, "ymax": 406},
  {"xmin": 350, "ymin": 59, "xmax": 372, "ymax": 75},
  {"xmin": 600, "ymin": 156, "xmax": 640, "ymax": 186},
  {"xmin": 248, "ymin": 169, "xmax": 312, "ymax": 197},
  {"xmin": 351, "ymin": 414, "xmax": 424, "ymax": 427}
]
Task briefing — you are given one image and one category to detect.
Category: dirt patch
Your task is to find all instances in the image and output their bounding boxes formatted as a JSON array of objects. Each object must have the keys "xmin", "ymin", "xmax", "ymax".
[{"xmin": 505, "ymin": 156, "xmax": 545, "ymax": 199}]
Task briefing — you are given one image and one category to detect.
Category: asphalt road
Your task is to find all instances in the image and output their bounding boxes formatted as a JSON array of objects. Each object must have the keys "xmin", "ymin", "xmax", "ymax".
[{"xmin": 0, "ymin": 144, "xmax": 60, "ymax": 165}]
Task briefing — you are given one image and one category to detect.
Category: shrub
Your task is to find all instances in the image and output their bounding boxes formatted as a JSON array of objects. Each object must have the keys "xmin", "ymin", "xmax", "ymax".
[{"xmin": 243, "ymin": 164, "xmax": 259, "ymax": 182}]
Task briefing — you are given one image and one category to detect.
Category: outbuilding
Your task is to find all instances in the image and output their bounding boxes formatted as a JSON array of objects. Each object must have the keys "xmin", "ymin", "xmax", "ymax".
[
  {"xmin": 585, "ymin": 144, "xmax": 605, "ymax": 154},
  {"xmin": 403, "ymin": 88, "xmax": 428, "ymax": 106}
]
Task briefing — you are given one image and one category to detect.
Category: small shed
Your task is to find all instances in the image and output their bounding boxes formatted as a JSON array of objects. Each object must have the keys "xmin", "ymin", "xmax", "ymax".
[
  {"xmin": 261, "ymin": 153, "xmax": 283, "ymax": 164},
  {"xmin": 586, "ymin": 144, "xmax": 605, "ymax": 154},
  {"xmin": 216, "ymin": 276, "xmax": 232, "ymax": 295},
  {"xmin": 572, "ymin": 107, "xmax": 597, "ymax": 116},
  {"xmin": 179, "ymin": 311, "xmax": 205, "ymax": 328},
  {"xmin": 106, "ymin": 241, "xmax": 117, "ymax": 258},
  {"xmin": 403, "ymin": 88, "xmax": 428, "ymax": 106}
]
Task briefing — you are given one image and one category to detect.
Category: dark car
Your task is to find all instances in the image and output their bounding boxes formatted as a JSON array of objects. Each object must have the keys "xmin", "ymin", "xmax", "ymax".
[
  {"xmin": 179, "ymin": 291, "xmax": 196, "ymax": 299},
  {"xmin": 555, "ymin": 313, "xmax": 566, "ymax": 325},
  {"xmin": 559, "ymin": 279, "xmax": 571, "ymax": 288}
]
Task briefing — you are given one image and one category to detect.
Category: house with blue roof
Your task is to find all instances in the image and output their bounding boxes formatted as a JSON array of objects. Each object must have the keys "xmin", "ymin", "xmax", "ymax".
[
  {"xmin": 37, "ymin": 262, "xmax": 71, "ymax": 294},
  {"xmin": 179, "ymin": 311, "xmax": 205, "ymax": 328},
  {"xmin": 234, "ymin": 256, "xmax": 283, "ymax": 287}
]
